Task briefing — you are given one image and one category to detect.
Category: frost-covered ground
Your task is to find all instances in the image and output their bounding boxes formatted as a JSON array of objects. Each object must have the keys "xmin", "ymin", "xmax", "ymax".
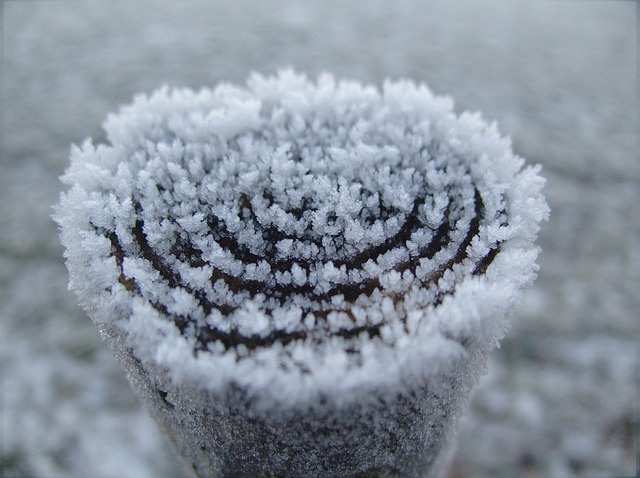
[{"xmin": 2, "ymin": 1, "xmax": 637, "ymax": 477}]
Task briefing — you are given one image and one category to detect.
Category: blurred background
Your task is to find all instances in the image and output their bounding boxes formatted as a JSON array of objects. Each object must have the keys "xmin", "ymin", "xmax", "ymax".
[{"xmin": 2, "ymin": 1, "xmax": 637, "ymax": 476}]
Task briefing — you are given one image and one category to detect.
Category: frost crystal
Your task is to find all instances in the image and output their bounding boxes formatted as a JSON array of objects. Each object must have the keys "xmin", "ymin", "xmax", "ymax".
[{"xmin": 55, "ymin": 70, "xmax": 548, "ymax": 403}]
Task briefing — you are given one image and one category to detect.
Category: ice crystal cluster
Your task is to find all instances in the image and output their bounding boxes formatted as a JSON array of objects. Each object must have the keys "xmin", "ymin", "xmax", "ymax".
[{"xmin": 56, "ymin": 70, "xmax": 547, "ymax": 405}]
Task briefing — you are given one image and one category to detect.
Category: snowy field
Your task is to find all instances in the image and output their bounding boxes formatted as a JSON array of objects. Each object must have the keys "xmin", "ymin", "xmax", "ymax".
[{"xmin": 2, "ymin": 1, "xmax": 637, "ymax": 477}]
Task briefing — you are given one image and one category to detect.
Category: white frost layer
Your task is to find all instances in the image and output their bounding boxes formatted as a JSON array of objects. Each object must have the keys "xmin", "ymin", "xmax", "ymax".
[{"xmin": 55, "ymin": 70, "xmax": 548, "ymax": 406}]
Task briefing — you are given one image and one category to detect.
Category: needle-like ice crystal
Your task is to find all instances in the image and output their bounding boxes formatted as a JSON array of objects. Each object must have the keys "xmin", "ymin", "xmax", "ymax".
[{"xmin": 55, "ymin": 70, "xmax": 548, "ymax": 406}]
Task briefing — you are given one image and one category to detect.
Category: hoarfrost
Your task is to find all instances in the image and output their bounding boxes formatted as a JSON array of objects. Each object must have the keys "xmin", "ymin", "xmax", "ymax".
[{"xmin": 55, "ymin": 70, "xmax": 548, "ymax": 404}]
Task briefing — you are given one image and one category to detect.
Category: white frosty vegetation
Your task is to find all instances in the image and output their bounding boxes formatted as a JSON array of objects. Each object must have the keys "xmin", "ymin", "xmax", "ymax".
[{"xmin": 55, "ymin": 70, "xmax": 548, "ymax": 477}]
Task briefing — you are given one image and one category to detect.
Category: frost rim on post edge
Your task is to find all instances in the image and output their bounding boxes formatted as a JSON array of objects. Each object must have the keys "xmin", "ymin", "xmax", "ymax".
[{"xmin": 55, "ymin": 70, "xmax": 548, "ymax": 408}]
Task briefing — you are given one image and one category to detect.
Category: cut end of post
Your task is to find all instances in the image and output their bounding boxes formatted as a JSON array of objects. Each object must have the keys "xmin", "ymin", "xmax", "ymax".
[{"xmin": 55, "ymin": 70, "xmax": 548, "ymax": 477}]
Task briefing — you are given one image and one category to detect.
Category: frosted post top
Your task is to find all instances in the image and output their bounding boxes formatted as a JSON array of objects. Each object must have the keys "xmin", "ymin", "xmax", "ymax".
[{"xmin": 56, "ymin": 71, "xmax": 548, "ymax": 402}]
